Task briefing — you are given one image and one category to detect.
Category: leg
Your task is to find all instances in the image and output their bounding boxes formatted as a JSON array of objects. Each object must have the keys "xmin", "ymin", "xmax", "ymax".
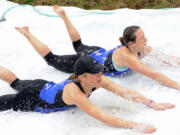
[
  {"xmin": 0, "ymin": 66, "xmax": 17, "ymax": 85},
  {"xmin": 53, "ymin": 5, "xmax": 100, "ymax": 52},
  {"xmin": 72, "ymin": 40, "xmax": 101, "ymax": 54},
  {"xmin": 0, "ymin": 94, "xmax": 16, "ymax": 111},
  {"xmin": 53, "ymin": 5, "xmax": 101, "ymax": 54},
  {"xmin": 10, "ymin": 79, "xmax": 48, "ymax": 111},
  {"xmin": 0, "ymin": 90, "xmax": 42, "ymax": 112},
  {"xmin": 13, "ymin": 88, "xmax": 41, "ymax": 111},
  {"xmin": 44, "ymin": 52, "xmax": 80, "ymax": 73},
  {"xmin": 15, "ymin": 26, "xmax": 51, "ymax": 57},
  {"xmin": 0, "ymin": 67, "xmax": 48, "ymax": 112},
  {"xmin": 10, "ymin": 79, "xmax": 48, "ymax": 92},
  {"xmin": 0, "ymin": 66, "xmax": 48, "ymax": 92},
  {"xmin": 53, "ymin": 5, "xmax": 80, "ymax": 42}
]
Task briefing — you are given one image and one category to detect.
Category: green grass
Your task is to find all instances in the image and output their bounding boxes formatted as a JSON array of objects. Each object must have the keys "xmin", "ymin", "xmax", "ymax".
[{"xmin": 8, "ymin": 0, "xmax": 180, "ymax": 10}]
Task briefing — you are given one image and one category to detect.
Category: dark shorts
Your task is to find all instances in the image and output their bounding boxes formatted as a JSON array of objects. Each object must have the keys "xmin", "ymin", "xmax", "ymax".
[
  {"xmin": 0, "ymin": 79, "xmax": 48, "ymax": 112},
  {"xmin": 44, "ymin": 39, "xmax": 101, "ymax": 73},
  {"xmin": 44, "ymin": 39, "xmax": 118, "ymax": 74}
]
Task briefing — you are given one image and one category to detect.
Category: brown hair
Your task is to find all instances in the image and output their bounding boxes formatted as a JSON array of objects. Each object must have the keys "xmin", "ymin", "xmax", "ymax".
[
  {"xmin": 68, "ymin": 73, "xmax": 78, "ymax": 80},
  {"xmin": 119, "ymin": 26, "xmax": 140, "ymax": 47},
  {"xmin": 68, "ymin": 73, "xmax": 87, "ymax": 81}
]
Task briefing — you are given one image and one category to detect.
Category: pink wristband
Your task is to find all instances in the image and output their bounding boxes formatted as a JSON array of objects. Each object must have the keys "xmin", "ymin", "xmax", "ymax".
[{"xmin": 148, "ymin": 99, "xmax": 154, "ymax": 107}]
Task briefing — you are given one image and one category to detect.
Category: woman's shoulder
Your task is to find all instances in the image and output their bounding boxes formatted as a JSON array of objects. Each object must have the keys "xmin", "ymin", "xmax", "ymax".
[
  {"xmin": 64, "ymin": 81, "xmax": 79, "ymax": 91},
  {"xmin": 64, "ymin": 80, "xmax": 84, "ymax": 94},
  {"xmin": 114, "ymin": 45, "xmax": 131, "ymax": 56},
  {"xmin": 62, "ymin": 81, "xmax": 82, "ymax": 105}
]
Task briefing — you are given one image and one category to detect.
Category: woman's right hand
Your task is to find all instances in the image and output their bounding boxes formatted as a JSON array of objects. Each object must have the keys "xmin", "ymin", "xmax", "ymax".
[
  {"xmin": 150, "ymin": 102, "xmax": 175, "ymax": 110},
  {"xmin": 134, "ymin": 123, "xmax": 157, "ymax": 134}
]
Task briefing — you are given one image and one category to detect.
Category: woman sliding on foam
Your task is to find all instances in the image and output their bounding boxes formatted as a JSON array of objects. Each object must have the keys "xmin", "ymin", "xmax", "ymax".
[
  {"xmin": 15, "ymin": 5, "xmax": 180, "ymax": 91},
  {"xmin": 0, "ymin": 55, "xmax": 175, "ymax": 134}
]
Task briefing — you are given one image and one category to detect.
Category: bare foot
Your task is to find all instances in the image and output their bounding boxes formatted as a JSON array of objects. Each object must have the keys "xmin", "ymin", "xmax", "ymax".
[
  {"xmin": 15, "ymin": 26, "xmax": 29, "ymax": 36},
  {"xmin": 53, "ymin": 5, "xmax": 66, "ymax": 18}
]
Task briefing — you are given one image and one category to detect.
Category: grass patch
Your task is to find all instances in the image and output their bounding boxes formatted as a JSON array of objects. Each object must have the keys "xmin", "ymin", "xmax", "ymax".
[{"xmin": 8, "ymin": 0, "xmax": 180, "ymax": 9}]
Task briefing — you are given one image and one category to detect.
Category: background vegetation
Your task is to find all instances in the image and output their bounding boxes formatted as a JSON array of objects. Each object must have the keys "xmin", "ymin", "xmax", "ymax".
[{"xmin": 9, "ymin": 0, "xmax": 180, "ymax": 9}]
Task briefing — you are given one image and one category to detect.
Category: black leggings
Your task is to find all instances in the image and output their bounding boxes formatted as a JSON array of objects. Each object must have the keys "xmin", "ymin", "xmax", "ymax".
[
  {"xmin": 44, "ymin": 40, "xmax": 101, "ymax": 73},
  {"xmin": 0, "ymin": 79, "xmax": 48, "ymax": 112}
]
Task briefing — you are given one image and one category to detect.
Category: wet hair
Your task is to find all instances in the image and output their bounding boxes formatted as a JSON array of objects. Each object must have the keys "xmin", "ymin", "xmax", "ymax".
[
  {"xmin": 68, "ymin": 73, "xmax": 78, "ymax": 80},
  {"xmin": 119, "ymin": 26, "xmax": 140, "ymax": 48},
  {"xmin": 68, "ymin": 73, "xmax": 87, "ymax": 80}
]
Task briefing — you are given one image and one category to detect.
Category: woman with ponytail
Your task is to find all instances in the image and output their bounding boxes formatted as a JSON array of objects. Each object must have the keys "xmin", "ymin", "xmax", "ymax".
[{"xmin": 15, "ymin": 5, "xmax": 180, "ymax": 91}]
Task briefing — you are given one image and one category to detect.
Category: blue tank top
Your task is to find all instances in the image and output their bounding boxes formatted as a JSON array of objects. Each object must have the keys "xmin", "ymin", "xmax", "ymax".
[
  {"xmin": 34, "ymin": 79, "xmax": 75, "ymax": 113},
  {"xmin": 89, "ymin": 45, "xmax": 131, "ymax": 76},
  {"xmin": 34, "ymin": 79, "xmax": 95, "ymax": 113}
]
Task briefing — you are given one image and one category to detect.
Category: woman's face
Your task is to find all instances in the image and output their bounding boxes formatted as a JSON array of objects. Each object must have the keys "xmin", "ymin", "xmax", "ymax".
[
  {"xmin": 85, "ymin": 72, "xmax": 102, "ymax": 89},
  {"xmin": 134, "ymin": 29, "xmax": 147, "ymax": 51}
]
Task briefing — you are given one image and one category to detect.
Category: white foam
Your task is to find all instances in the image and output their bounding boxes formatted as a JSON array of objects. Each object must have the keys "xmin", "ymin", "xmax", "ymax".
[{"xmin": 0, "ymin": 1, "xmax": 180, "ymax": 135}]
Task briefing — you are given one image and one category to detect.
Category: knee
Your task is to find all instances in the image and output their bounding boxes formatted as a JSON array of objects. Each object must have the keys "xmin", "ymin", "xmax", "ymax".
[
  {"xmin": 44, "ymin": 51, "xmax": 54, "ymax": 65},
  {"xmin": 72, "ymin": 39, "xmax": 83, "ymax": 52},
  {"xmin": 10, "ymin": 79, "xmax": 20, "ymax": 90},
  {"xmin": 72, "ymin": 39, "xmax": 82, "ymax": 46}
]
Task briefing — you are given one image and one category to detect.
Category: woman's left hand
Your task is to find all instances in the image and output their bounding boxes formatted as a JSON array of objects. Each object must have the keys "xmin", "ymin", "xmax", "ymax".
[{"xmin": 150, "ymin": 102, "xmax": 175, "ymax": 110}]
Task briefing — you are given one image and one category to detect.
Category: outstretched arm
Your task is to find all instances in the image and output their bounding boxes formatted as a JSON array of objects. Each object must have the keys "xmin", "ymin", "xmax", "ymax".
[
  {"xmin": 102, "ymin": 76, "xmax": 175, "ymax": 110},
  {"xmin": 121, "ymin": 52, "xmax": 180, "ymax": 90},
  {"xmin": 66, "ymin": 83, "xmax": 156, "ymax": 134},
  {"xmin": 148, "ymin": 48, "xmax": 180, "ymax": 66}
]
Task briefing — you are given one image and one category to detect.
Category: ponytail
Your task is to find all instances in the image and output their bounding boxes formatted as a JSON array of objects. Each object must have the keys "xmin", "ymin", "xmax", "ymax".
[
  {"xmin": 68, "ymin": 73, "xmax": 78, "ymax": 80},
  {"xmin": 119, "ymin": 25, "xmax": 140, "ymax": 48},
  {"xmin": 119, "ymin": 37, "xmax": 126, "ymax": 46}
]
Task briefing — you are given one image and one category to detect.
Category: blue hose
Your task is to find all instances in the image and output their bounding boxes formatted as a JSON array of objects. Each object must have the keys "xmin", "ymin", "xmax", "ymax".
[
  {"xmin": 0, "ymin": 4, "xmax": 116, "ymax": 22},
  {"xmin": 0, "ymin": 4, "xmax": 174, "ymax": 22}
]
